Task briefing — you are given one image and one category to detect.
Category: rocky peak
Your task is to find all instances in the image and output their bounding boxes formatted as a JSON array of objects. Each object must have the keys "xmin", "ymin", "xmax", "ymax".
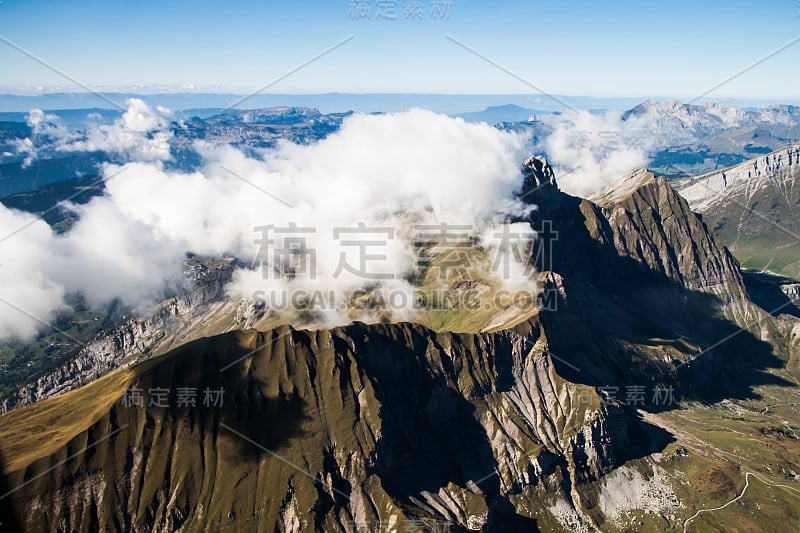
[
  {"xmin": 591, "ymin": 169, "xmax": 746, "ymax": 299},
  {"xmin": 590, "ymin": 168, "xmax": 655, "ymax": 207},
  {"xmin": 520, "ymin": 155, "xmax": 561, "ymax": 210},
  {"xmin": 522, "ymin": 155, "xmax": 557, "ymax": 190}
]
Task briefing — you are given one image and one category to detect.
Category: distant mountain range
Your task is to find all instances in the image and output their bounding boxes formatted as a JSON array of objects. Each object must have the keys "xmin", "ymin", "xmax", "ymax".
[
  {"xmin": 456, "ymin": 104, "xmax": 545, "ymax": 123},
  {"xmin": 0, "ymin": 92, "xmax": 644, "ymax": 115},
  {"xmin": 5, "ymin": 91, "xmax": 800, "ymax": 115},
  {"xmin": 0, "ymin": 107, "xmax": 350, "ymax": 197},
  {"xmin": 4, "ymin": 100, "xmax": 800, "ymax": 225},
  {"xmin": 623, "ymin": 100, "xmax": 800, "ymax": 144},
  {"xmin": 625, "ymin": 100, "xmax": 800, "ymax": 176}
]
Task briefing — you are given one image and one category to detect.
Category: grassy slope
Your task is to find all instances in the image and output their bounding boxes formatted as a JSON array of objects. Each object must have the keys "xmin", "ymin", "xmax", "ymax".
[{"xmin": 0, "ymin": 368, "xmax": 133, "ymax": 472}]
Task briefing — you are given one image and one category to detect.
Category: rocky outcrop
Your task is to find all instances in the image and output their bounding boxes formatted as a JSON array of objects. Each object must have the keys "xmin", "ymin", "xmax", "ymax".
[
  {"xmin": 521, "ymin": 163, "xmax": 778, "ymax": 395},
  {"xmin": 521, "ymin": 155, "xmax": 561, "ymax": 208},
  {"xmin": 594, "ymin": 170, "xmax": 748, "ymax": 306},
  {"xmin": 783, "ymin": 283, "xmax": 800, "ymax": 302},
  {"xmin": 0, "ymin": 259, "xmax": 250, "ymax": 413},
  {"xmin": 522, "ymin": 156, "xmax": 557, "ymax": 190}
]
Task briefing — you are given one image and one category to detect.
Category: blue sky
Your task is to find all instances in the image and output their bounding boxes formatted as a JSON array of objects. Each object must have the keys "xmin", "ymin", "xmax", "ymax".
[{"xmin": 0, "ymin": 0, "xmax": 799, "ymax": 99}]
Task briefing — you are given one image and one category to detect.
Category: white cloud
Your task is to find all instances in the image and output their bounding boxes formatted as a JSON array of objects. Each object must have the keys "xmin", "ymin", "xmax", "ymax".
[
  {"xmin": 538, "ymin": 110, "xmax": 654, "ymax": 197},
  {"xmin": 27, "ymin": 109, "xmax": 71, "ymax": 139},
  {"xmin": 0, "ymin": 208, "xmax": 68, "ymax": 339},
  {"xmin": 12, "ymin": 99, "xmax": 174, "ymax": 165},
  {"xmin": 120, "ymin": 99, "xmax": 171, "ymax": 132},
  {"xmin": 0, "ymin": 109, "xmax": 536, "ymax": 339},
  {"xmin": 64, "ymin": 99, "xmax": 173, "ymax": 161},
  {"xmin": 11, "ymin": 109, "xmax": 73, "ymax": 166}
]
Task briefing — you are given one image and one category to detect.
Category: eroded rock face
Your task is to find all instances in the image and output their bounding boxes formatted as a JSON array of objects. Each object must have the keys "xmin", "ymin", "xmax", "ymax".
[
  {"xmin": 596, "ymin": 172, "xmax": 747, "ymax": 307},
  {"xmin": 7, "ymin": 322, "xmax": 636, "ymax": 532},
  {"xmin": 676, "ymin": 143, "xmax": 800, "ymax": 278},
  {"xmin": 1, "ymin": 260, "xmax": 244, "ymax": 413}
]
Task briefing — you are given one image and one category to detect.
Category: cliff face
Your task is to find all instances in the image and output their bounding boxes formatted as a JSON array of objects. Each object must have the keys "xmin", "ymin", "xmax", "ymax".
[
  {"xmin": 522, "ymin": 161, "xmax": 781, "ymax": 396},
  {"xmin": 591, "ymin": 170, "xmax": 750, "ymax": 322},
  {"xmin": 2, "ymin": 321, "xmax": 641, "ymax": 532},
  {"xmin": 676, "ymin": 143, "xmax": 800, "ymax": 277}
]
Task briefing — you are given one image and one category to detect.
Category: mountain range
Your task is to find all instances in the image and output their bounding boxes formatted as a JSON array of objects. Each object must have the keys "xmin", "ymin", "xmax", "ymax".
[
  {"xmin": 1, "ymin": 157, "xmax": 798, "ymax": 531},
  {"xmin": 5, "ymin": 99, "xmax": 800, "ymax": 199},
  {"xmin": 624, "ymin": 100, "xmax": 800, "ymax": 176}
]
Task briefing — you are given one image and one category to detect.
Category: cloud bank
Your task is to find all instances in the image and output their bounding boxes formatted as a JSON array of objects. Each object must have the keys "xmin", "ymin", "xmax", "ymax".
[
  {"xmin": 11, "ymin": 98, "xmax": 173, "ymax": 166},
  {"xmin": 0, "ymin": 106, "xmax": 535, "ymax": 339}
]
